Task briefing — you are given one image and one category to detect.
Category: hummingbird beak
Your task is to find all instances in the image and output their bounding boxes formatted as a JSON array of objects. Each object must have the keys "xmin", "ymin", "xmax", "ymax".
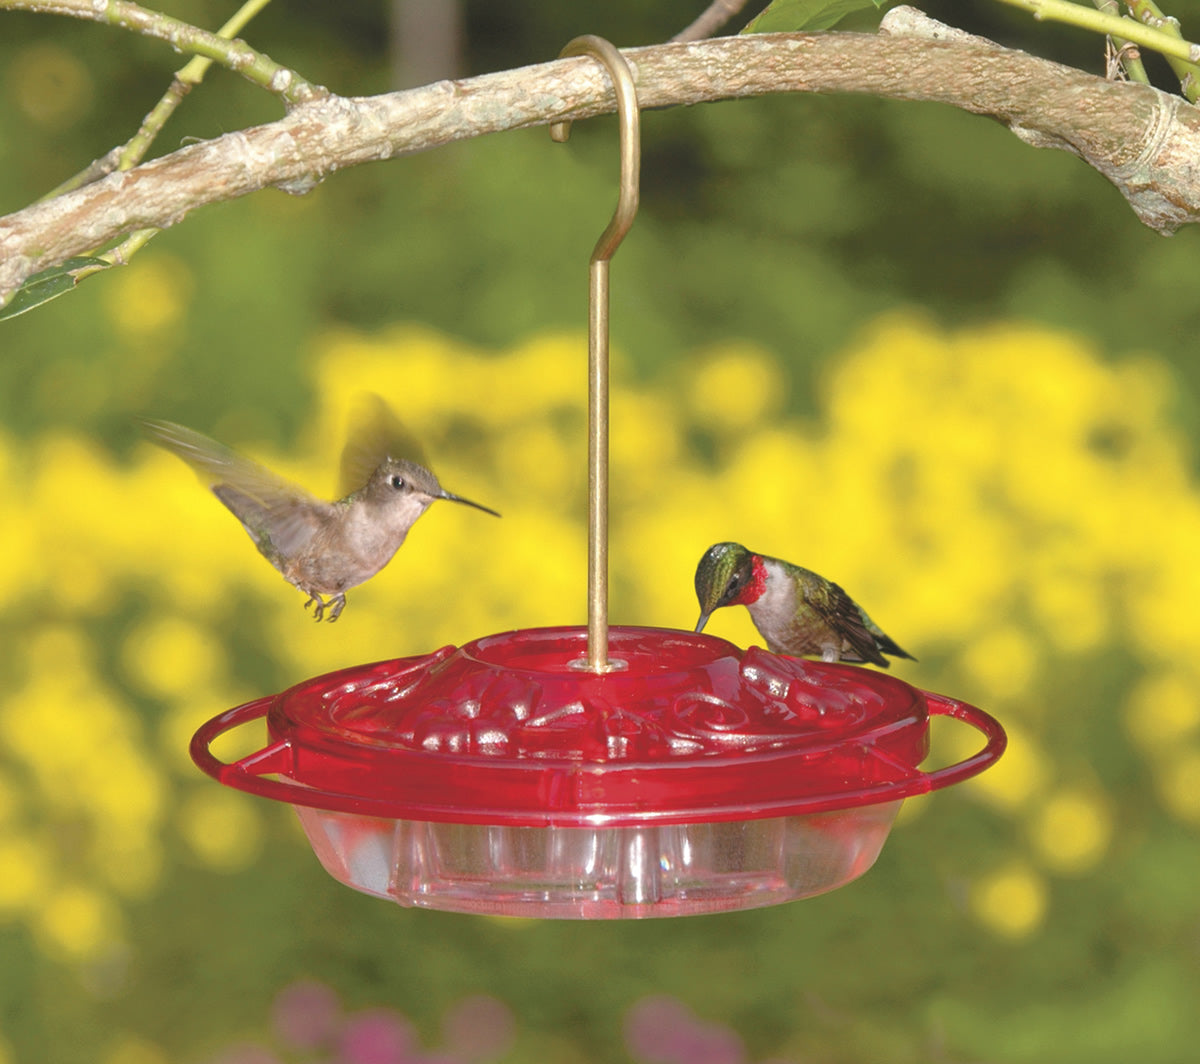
[
  {"xmin": 694, "ymin": 609, "xmax": 712, "ymax": 634},
  {"xmin": 439, "ymin": 490, "xmax": 501, "ymax": 517}
]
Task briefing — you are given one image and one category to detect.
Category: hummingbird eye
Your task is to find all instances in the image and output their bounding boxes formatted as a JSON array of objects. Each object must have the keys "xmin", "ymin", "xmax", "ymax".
[{"xmin": 389, "ymin": 474, "xmax": 407, "ymax": 490}]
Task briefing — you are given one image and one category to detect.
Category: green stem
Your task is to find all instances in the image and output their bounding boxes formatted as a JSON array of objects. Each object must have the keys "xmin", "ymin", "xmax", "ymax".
[
  {"xmin": 1091, "ymin": 0, "xmax": 1151, "ymax": 83},
  {"xmin": 993, "ymin": 0, "xmax": 1200, "ymax": 67},
  {"xmin": 1126, "ymin": 0, "xmax": 1200, "ymax": 101},
  {"xmin": 39, "ymin": 0, "xmax": 291, "ymax": 201},
  {"xmin": 97, "ymin": 228, "xmax": 160, "ymax": 267},
  {"xmin": 29, "ymin": 0, "xmax": 290, "ymax": 290},
  {"xmin": 2, "ymin": 0, "xmax": 319, "ymax": 106}
]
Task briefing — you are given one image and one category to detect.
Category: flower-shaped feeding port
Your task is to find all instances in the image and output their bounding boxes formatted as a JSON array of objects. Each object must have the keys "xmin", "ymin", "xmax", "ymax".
[{"xmin": 191, "ymin": 625, "xmax": 1005, "ymax": 918}]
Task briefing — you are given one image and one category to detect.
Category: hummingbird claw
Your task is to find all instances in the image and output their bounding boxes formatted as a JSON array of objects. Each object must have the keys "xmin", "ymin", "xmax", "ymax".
[
  {"xmin": 326, "ymin": 594, "xmax": 346, "ymax": 622},
  {"xmin": 302, "ymin": 590, "xmax": 344, "ymax": 622}
]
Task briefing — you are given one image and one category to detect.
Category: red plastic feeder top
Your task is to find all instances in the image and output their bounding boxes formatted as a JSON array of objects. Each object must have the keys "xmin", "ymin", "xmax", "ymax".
[{"xmin": 192, "ymin": 625, "xmax": 1005, "ymax": 918}]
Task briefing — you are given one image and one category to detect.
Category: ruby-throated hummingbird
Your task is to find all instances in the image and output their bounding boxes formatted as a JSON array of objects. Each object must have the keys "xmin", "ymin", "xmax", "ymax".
[
  {"xmin": 693, "ymin": 542, "xmax": 914, "ymax": 667},
  {"xmin": 143, "ymin": 396, "xmax": 499, "ymax": 621}
]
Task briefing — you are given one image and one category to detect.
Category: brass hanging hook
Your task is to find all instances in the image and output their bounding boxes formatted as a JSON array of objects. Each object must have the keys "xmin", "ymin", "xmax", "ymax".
[
  {"xmin": 551, "ymin": 35, "xmax": 641, "ymax": 675},
  {"xmin": 550, "ymin": 36, "xmax": 641, "ymax": 263}
]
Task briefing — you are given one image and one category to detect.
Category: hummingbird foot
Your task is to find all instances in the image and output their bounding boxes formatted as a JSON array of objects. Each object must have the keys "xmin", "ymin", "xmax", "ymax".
[{"xmin": 303, "ymin": 591, "xmax": 347, "ymax": 622}]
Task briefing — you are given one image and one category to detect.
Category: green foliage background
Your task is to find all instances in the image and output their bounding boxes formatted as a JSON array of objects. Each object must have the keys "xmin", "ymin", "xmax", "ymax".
[{"xmin": 3, "ymin": 2, "xmax": 1200, "ymax": 1062}]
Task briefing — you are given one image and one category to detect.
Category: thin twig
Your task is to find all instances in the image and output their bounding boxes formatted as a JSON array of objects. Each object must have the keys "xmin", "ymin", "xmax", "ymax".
[
  {"xmin": 671, "ymin": 0, "xmax": 754, "ymax": 42},
  {"xmin": 1, "ymin": 0, "xmax": 320, "ymax": 106},
  {"xmin": 41, "ymin": 0, "xmax": 278, "ymax": 201},
  {"xmin": 1126, "ymin": 0, "xmax": 1200, "ymax": 101},
  {"xmin": 993, "ymin": 0, "xmax": 1200, "ymax": 65}
]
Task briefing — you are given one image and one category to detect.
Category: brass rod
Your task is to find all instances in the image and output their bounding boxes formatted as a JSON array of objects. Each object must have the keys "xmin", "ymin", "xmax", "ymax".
[
  {"xmin": 589, "ymin": 257, "xmax": 610, "ymax": 669},
  {"xmin": 550, "ymin": 35, "xmax": 641, "ymax": 674}
]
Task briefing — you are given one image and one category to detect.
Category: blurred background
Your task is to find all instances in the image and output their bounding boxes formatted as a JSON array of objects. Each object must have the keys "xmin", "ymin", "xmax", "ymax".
[{"xmin": 4, "ymin": 1, "xmax": 1200, "ymax": 1061}]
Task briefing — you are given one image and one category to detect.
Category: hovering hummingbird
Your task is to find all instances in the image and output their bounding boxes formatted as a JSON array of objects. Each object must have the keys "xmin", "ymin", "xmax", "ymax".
[
  {"xmin": 143, "ymin": 396, "xmax": 499, "ymax": 621},
  {"xmin": 693, "ymin": 542, "xmax": 914, "ymax": 668}
]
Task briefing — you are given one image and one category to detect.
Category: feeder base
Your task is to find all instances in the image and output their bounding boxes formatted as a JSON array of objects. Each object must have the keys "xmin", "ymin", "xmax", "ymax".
[{"xmin": 294, "ymin": 802, "xmax": 902, "ymax": 918}]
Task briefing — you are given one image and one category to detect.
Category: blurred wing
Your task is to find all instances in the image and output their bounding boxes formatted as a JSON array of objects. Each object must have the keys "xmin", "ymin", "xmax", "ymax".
[
  {"xmin": 142, "ymin": 419, "xmax": 328, "ymax": 562},
  {"xmin": 337, "ymin": 393, "xmax": 431, "ymax": 496}
]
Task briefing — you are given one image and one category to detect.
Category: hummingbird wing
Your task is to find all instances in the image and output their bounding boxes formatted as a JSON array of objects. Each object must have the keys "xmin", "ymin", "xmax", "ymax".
[
  {"xmin": 337, "ymin": 393, "xmax": 432, "ymax": 497},
  {"xmin": 798, "ymin": 575, "xmax": 891, "ymax": 667},
  {"xmin": 142, "ymin": 419, "xmax": 330, "ymax": 568}
]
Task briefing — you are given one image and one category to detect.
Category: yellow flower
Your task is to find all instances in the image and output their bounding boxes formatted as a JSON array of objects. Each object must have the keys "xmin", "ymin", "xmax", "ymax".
[
  {"xmin": 1155, "ymin": 748, "xmax": 1200, "ymax": 826},
  {"xmin": 970, "ymin": 862, "xmax": 1049, "ymax": 938},
  {"xmin": 958, "ymin": 626, "xmax": 1039, "ymax": 702},
  {"xmin": 35, "ymin": 883, "xmax": 121, "ymax": 962},
  {"xmin": 7, "ymin": 42, "xmax": 92, "ymax": 128},
  {"xmin": 1124, "ymin": 671, "xmax": 1200, "ymax": 752},
  {"xmin": 104, "ymin": 254, "xmax": 193, "ymax": 340},
  {"xmin": 177, "ymin": 789, "xmax": 264, "ymax": 872},
  {"xmin": 687, "ymin": 342, "xmax": 784, "ymax": 433},
  {"xmin": 121, "ymin": 614, "xmax": 228, "ymax": 702},
  {"xmin": 0, "ymin": 835, "xmax": 51, "ymax": 915},
  {"xmin": 1029, "ymin": 787, "xmax": 1112, "ymax": 875}
]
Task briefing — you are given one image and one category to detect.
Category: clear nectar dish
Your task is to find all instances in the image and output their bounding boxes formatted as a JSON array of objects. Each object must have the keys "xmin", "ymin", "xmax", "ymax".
[{"xmin": 191, "ymin": 625, "xmax": 1005, "ymax": 919}]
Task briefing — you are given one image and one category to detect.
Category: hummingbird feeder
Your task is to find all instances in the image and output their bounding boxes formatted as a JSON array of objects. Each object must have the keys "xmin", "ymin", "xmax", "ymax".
[{"xmin": 191, "ymin": 37, "xmax": 1006, "ymax": 919}]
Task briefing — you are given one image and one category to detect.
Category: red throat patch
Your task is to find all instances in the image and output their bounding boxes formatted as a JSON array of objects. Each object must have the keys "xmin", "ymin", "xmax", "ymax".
[{"xmin": 739, "ymin": 554, "xmax": 768, "ymax": 605}]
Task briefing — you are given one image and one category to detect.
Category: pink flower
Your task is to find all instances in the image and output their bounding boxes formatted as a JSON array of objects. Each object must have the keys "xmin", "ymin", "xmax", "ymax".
[
  {"xmin": 272, "ymin": 979, "xmax": 343, "ymax": 1052},
  {"xmin": 337, "ymin": 1008, "xmax": 419, "ymax": 1064}
]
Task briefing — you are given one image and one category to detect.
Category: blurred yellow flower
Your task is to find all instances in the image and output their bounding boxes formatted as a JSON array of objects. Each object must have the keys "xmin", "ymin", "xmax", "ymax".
[
  {"xmin": 1154, "ymin": 748, "xmax": 1200, "ymax": 826},
  {"xmin": 177, "ymin": 789, "xmax": 265, "ymax": 872},
  {"xmin": 1124, "ymin": 670, "xmax": 1200, "ymax": 752},
  {"xmin": 970, "ymin": 862, "xmax": 1048, "ymax": 939},
  {"xmin": 104, "ymin": 253, "xmax": 194, "ymax": 340},
  {"xmin": 0, "ymin": 836, "xmax": 51, "ymax": 915},
  {"xmin": 687, "ymin": 342, "xmax": 784, "ymax": 433},
  {"xmin": 121, "ymin": 615, "xmax": 228, "ymax": 702},
  {"xmin": 1029, "ymin": 787, "xmax": 1112, "ymax": 875},
  {"xmin": 958, "ymin": 626, "xmax": 1039, "ymax": 703},
  {"xmin": 35, "ymin": 883, "xmax": 121, "ymax": 962},
  {"xmin": 7, "ymin": 42, "xmax": 92, "ymax": 128}
]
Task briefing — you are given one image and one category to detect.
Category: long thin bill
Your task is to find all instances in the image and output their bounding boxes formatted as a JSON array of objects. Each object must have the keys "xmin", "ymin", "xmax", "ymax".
[
  {"xmin": 694, "ymin": 610, "xmax": 711, "ymax": 634},
  {"xmin": 441, "ymin": 490, "xmax": 501, "ymax": 517}
]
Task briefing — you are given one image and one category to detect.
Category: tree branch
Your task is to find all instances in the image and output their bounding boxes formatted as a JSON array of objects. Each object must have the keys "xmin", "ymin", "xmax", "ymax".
[{"xmin": 5, "ymin": 8, "xmax": 1200, "ymax": 306}]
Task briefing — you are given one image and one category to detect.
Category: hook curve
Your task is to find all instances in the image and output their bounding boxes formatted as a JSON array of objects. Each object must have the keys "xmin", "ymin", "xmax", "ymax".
[{"xmin": 550, "ymin": 35, "xmax": 641, "ymax": 264}]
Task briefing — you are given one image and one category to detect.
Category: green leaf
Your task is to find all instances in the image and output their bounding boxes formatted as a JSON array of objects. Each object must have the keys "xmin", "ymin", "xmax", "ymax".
[
  {"xmin": 742, "ymin": 0, "xmax": 886, "ymax": 34},
  {"xmin": 0, "ymin": 256, "xmax": 112, "ymax": 321}
]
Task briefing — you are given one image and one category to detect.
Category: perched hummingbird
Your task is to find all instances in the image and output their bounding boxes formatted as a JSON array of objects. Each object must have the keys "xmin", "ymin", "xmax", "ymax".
[
  {"xmin": 143, "ymin": 396, "xmax": 499, "ymax": 621},
  {"xmin": 693, "ymin": 542, "xmax": 914, "ymax": 667}
]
